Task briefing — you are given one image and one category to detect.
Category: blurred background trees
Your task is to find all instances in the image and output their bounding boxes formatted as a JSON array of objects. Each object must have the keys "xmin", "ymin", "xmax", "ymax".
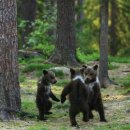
[{"xmin": 17, "ymin": 0, "xmax": 130, "ymax": 57}]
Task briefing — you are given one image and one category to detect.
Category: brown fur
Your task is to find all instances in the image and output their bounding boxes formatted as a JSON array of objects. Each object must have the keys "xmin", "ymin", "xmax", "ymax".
[
  {"xmin": 61, "ymin": 68, "xmax": 89, "ymax": 126},
  {"xmin": 83, "ymin": 65, "xmax": 107, "ymax": 122},
  {"xmin": 36, "ymin": 70, "xmax": 60, "ymax": 120}
]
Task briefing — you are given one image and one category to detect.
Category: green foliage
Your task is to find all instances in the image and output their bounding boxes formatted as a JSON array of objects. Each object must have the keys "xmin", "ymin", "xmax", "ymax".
[
  {"xmin": 33, "ymin": 43, "xmax": 54, "ymax": 58},
  {"xmin": 17, "ymin": 0, "xmax": 130, "ymax": 57},
  {"xmin": 51, "ymin": 69, "xmax": 65, "ymax": 79},
  {"xmin": 19, "ymin": 57, "xmax": 45, "ymax": 65},
  {"xmin": 118, "ymin": 47, "xmax": 130, "ymax": 56},
  {"xmin": 109, "ymin": 56, "xmax": 130, "ymax": 63},
  {"xmin": 120, "ymin": 74, "xmax": 130, "ymax": 87},
  {"xmin": 77, "ymin": 50, "xmax": 99, "ymax": 63},
  {"xmin": 18, "ymin": 20, "xmax": 28, "ymax": 29},
  {"xmin": 18, "ymin": 19, "xmax": 55, "ymax": 57},
  {"xmin": 19, "ymin": 75, "xmax": 26, "ymax": 83},
  {"xmin": 19, "ymin": 57, "xmax": 56, "ymax": 75},
  {"xmin": 22, "ymin": 63, "xmax": 55, "ymax": 73},
  {"xmin": 27, "ymin": 19, "xmax": 55, "ymax": 57},
  {"xmin": 28, "ymin": 20, "xmax": 53, "ymax": 46},
  {"xmin": 77, "ymin": 25, "xmax": 99, "ymax": 54}
]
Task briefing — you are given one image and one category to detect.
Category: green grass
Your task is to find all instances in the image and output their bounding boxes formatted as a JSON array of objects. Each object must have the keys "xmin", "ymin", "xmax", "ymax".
[
  {"xmin": 19, "ymin": 57, "xmax": 46, "ymax": 65},
  {"xmin": 120, "ymin": 74, "xmax": 130, "ymax": 87},
  {"xmin": 108, "ymin": 63, "xmax": 119, "ymax": 70},
  {"xmin": 28, "ymin": 124, "xmax": 50, "ymax": 130},
  {"xmin": 56, "ymin": 79, "xmax": 69, "ymax": 87},
  {"xmin": 77, "ymin": 52, "xmax": 99, "ymax": 63},
  {"xmin": 21, "ymin": 100, "xmax": 37, "ymax": 114},
  {"xmin": 35, "ymin": 70, "xmax": 43, "ymax": 77},
  {"xmin": 109, "ymin": 56, "xmax": 130, "ymax": 63},
  {"xmin": 77, "ymin": 51, "xmax": 130, "ymax": 63},
  {"xmin": 17, "ymin": 55, "xmax": 130, "ymax": 130},
  {"xmin": 92, "ymin": 123, "xmax": 130, "ymax": 130},
  {"xmin": 19, "ymin": 75, "xmax": 26, "ymax": 83},
  {"xmin": 51, "ymin": 69, "xmax": 65, "ymax": 78}
]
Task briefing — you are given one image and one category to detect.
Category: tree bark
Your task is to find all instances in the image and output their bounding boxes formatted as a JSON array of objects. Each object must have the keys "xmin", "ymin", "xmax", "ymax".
[
  {"xmin": 77, "ymin": 0, "xmax": 84, "ymax": 32},
  {"xmin": 109, "ymin": 0, "xmax": 118, "ymax": 56},
  {"xmin": 99, "ymin": 0, "xmax": 110, "ymax": 88},
  {"xmin": 0, "ymin": 0, "xmax": 21, "ymax": 120},
  {"xmin": 49, "ymin": 0, "xmax": 79, "ymax": 67},
  {"xmin": 19, "ymin": 0, "xmax": 36, "ymax": 47}
]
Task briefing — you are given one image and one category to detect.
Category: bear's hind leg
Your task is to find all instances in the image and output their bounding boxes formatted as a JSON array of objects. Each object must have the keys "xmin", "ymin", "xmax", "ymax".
[
  {"xmin": 45, "ymin": 100, "xmax": 52, "ymax": 115},
  {"xmin": 97, "ymin": 102, "xmax": 107, "ymax": 122},
  {"xmin": 38, "ymin": 107, "xmax": 46, "ymax": 121},
  {"xmin": 69, "ymin": 106, "xmax": 78, "ymax": 127},
  {"xmin": 82, "ymin": 104, "xmax": 89, "ymax": 122},
  {"xmin": 89, "ymin": 109, "xmax": 94, "ymax": 119}
]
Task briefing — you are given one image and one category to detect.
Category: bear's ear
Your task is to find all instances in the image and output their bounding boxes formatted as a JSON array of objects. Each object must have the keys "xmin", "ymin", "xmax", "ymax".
[
  {"xmin": 70, "ymin": 68, "xmax": 75, "ymax": 75},
  {"xmin": 93, "ymin": 64, "xmax": 98, "ymax": 71},
  {"xmin": 43, "ymin": 70, "xmax": 48, "ymax": 75},
  {"xmin": 82, "ymin": 65, "xmax": 88, "ymax": 68},
  {"xmin": 80, "ymin": 67, "xmax": 86, "ymax": 74}
]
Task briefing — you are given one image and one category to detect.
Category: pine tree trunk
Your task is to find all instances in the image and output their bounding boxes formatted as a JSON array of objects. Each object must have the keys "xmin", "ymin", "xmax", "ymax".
[
  {"xmin": 20, "ymin": 0, "xmax": 36, "ymax": 47},
  {"xmin": 77, "ymin": 0, "xmax": 84, "ymax": 32},
  {"xmin": 0, "ymin": 0, "xmax": 21, "ymax": 120},
  {"xmin": 99, "ymin": 0, "xmax": 110, "ymax": 88},
  {"xmin": 109, "ymin": 0, "xmax": 118, "ymax": 56},
  {"xmin": 49, "ymin": 0, "xmax": 79, "ymax": 67}
]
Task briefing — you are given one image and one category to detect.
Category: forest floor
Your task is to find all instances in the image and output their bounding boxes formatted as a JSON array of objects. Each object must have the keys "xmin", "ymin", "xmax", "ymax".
[{"xmin": 0, "ymin": 61, "xmax": 130, "ymax": 130}]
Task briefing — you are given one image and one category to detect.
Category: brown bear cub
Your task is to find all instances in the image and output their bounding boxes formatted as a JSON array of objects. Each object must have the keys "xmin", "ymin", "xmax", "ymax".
[
  {"xmin": 36, "ymin": 70, "xmax": 60, "ymax": 120},
  {"xmin": 82, "ymin": 65, "xmax": 107, "ymax": 122},
  {"xmin": 61, "ymin": 68, "xmax": 89, "ymax": 127}
]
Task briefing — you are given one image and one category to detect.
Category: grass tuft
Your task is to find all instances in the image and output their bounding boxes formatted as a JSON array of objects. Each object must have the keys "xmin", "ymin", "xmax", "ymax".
[
  {"xmin": 120, "ymin": 74, "xmax": 130, "ymax": 87},
  {"xmin": 108, "ymin": 63, "xmax": 119, "ymax": 70}
]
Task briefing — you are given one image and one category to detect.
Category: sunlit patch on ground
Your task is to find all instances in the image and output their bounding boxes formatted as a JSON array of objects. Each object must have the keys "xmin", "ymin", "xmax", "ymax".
[{"xmin": 103, "ymin": 95, "xmax": 129, "ymax": 101}]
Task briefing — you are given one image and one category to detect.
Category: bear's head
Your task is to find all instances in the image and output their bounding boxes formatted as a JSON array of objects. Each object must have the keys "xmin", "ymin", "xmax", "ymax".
[
  {"xmin": 43, "ymin": 70, "xmax": 57, "ymax": 84},
  {"xmin": 82, "ymin": 64, "xmax": 98, "ymax": 84}
]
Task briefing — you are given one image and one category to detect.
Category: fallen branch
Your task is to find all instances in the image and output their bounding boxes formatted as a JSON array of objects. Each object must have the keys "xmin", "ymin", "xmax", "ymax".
[
  {"xmin": 122, "ymin": 70, "xmax": 130, "ymax": 72},
  {"xmin": 18, "ymin": 50, "xmax": 41, "ymax": 58}
]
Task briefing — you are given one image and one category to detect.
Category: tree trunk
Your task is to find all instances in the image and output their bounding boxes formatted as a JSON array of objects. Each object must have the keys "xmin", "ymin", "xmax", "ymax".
[
  {"xmin": 99, "ymin": 0, "xmax": 110, "ymax": 88},
  {"xmin": 49, "ymin": 0, "xmax": 79, "ymax": 67},
  {"xmin": 109, "ymin": 0, "xmax": 118, "ymax": 56},
  {"xmin": 0, "ymin": 0, "xmax": 21, "ymax": 120},
  {"xmin": 20, "ymin": 0, "xmax": 36, "ymax": 47},
  {"xmin": 77, "ymin": 0, "xmax": 84, "ymax": 32}
]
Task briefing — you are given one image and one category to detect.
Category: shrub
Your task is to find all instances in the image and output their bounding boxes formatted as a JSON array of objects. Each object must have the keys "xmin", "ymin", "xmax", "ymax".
[
  {"xmin": 77, "ymin": 49, "xmax": 99, "ymax": 63},
  {"xmin": 22, "ymin": 63, "xmax": 55, "ymax": 73}
]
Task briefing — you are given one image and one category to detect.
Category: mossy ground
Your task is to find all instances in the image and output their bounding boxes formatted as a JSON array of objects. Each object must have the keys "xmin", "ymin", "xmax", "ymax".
[{"xmin": 0, "ymin": 57, "xmax": 130, "ymax": 130}]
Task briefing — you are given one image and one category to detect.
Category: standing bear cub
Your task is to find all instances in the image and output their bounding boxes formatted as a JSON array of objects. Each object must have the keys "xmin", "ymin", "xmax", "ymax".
[
  {"xmin": 36, "ymin": 70, "xmax": 60, "ymax": 120},
  {"xmin": 61, "ymin": 68, "xmax": 89, "ymax": 127},
  {"xmin": 82, "ymin": 65, "xmax": 107, "ymax": 122}
]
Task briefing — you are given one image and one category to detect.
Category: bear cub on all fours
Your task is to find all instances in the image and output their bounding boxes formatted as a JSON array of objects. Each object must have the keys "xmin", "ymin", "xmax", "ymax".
[
  {"xmin": 36, "ymin": 70, "xmax": 60, "ymax": 120},
  {"xmin": 82, "ymin": 65, "xmax": 107, "ymax": 122},
  {"xmin": 61, "ymin": 68, "xmax": 89, "ymax": 127}
]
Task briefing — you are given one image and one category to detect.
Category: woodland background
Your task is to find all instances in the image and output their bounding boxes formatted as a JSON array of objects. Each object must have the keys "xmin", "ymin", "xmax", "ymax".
[{"xmin": 0, "ymin": 0, "xmax": 130, "ymax": 130}]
